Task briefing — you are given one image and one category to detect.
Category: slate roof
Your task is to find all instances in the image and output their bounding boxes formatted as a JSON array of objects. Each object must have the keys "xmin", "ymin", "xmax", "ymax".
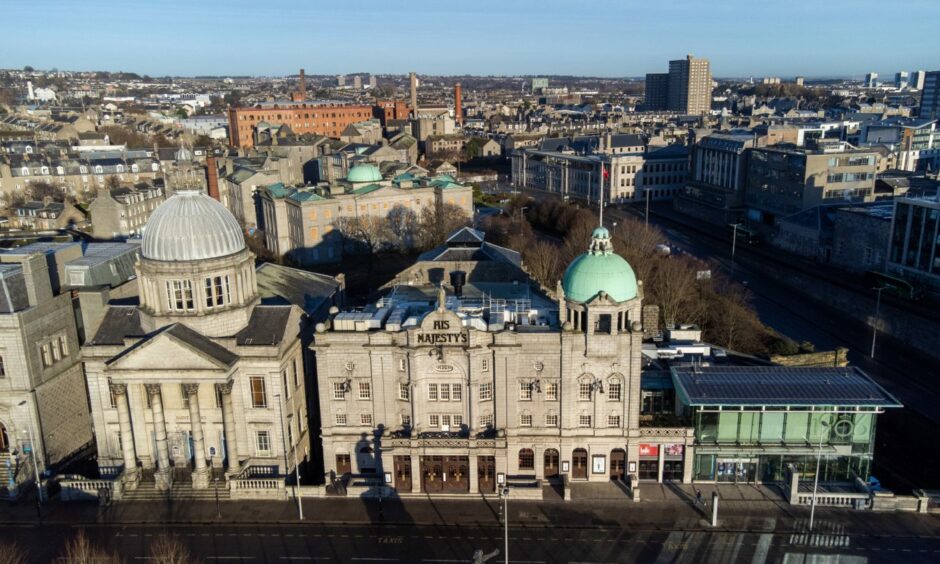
[
  {"xmin": 255, "ymin": 262, "xmax": 339, "ymax": 316},
  {"xmin": 671, "ymin": 366, "xmax": 902, "ymax": 408},
  {"xmin": 88, "ymin": 306, "xmax": 144, "ymax": 345},
  {"xmin": 235, "ymin": 306, "xmax": 292, "ymax": 346}
]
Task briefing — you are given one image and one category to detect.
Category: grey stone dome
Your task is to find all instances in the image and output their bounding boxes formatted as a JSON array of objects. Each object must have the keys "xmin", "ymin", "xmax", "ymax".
[{"xmin": 141, "ymin": 190, "xmax": 245, "ymax": 261}]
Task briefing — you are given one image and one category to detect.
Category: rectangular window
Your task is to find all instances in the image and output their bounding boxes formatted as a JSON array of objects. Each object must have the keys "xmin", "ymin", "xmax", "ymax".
[
  {"xmin": 579, "ymin": 415, "xmax": 592, "ymax": 427},
  {"xmin": 520, "ymin": 382, "xmax": 532, "ymax": 401},
  {"xmin": 180, "ymin": 383, "xmax": 190, "ymax": 408},
  {"xmin": 520, "ymin": 414, "xmax": 533, "ymax": 427},
  {"xmin": 167, "ymin": 280, "xmax": 194, "ymax": 311},
  {"xmin": 335, "ymin": 413, "xmax": 347, "ymax": 426},
  {"xmin": 481, "ymin": 358, "xmax": 489, "ymax": 372},
  {"xmin": 358, "ymin": 382, "xmax": 371, "ymax": 400},
  {"xmin": 480, "ymin": 414, "xmax": 494, "ymax": 428},
  {"xmin": 360, "ymin": 414, "xmax": 373, "ymax": 426},
  {"xmin": 545, "ymin": 414, "xmax": 559, "ymax": 427},
  {"xmin": 401, "ymin": 414, "xmax": 411, "ymax": 426},
  {"xmin": 41, "ymin": 343, "xmax": 52, "ymax": 367},
  {"xmin": 292, "ymin": 359, "xmax": 299, "ymax": 390},
  {"xmin": 479, "ymin": 383, "xmax": 493, "ymax": 401},
  {"xmin": 429, "ymin": 414, "xmax": 440, "ymax": 427},
  {"xmin": 608, "ymin": 383, "xmax": 622, "ymax": 401},
  {"xmin": 281, "ymin": 369, "xmax": 290, "ymax": 399},
  {"xmin": 398, "ymin": 358, "xmax": 406, "ymax": 371},
  {"xmin": 255, "ymin": 431, "xmax": 271, "ymax": 455},
  {"xmin": 58, "ymin": 336, "xmax": 69, "ymax": 358},
  {"xmin": 545, "ymin": 382, "xmax": 558, "ymax": 401},
  {"xmin": 428, "ymin": 383, "xmax": 438, "ymax": 401},
  {"xmin": 215, "ymin": 386, "xmax": 224, "ymax": 408},
  {"xmin": 452, "ymin": 415, "xmax": 462, "ymax": 427},
  {"xmin": 579, "ymin": 382, "xmax": 592, "ymax": 401},
  {"xmin": 451, "ymin": 384, "xmax": 462, "ymax": 401},
  {"xmin": 332, "ymin": 382, "xmax": 346, "ymax": 400},
  {"xmin": 249, "ymin": 376, "xmax": 267, "ymax": 408},
  {"xmin": 439, "ymin": 384, "xmax": 450, "ymax": 401},
  {"xmin": 399, "ymin": 382, "xmax": 410, "ymax": 400},
  {"xmin": 608, "ymin": 415, "xmax": 621, "ymax": 427},
  {"xmin": 0, "ymin": 355, "xmax": 5, "ymax": 377}
]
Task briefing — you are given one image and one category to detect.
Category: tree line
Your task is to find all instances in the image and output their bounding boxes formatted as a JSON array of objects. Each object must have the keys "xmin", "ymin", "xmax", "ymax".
[
  {"xmin": 0, "ymin": 531, "xmax": 197, "ymax": 563},
  {"xmin": 483, "ymin": 197, "xmax": 802, "ymax": 357}
]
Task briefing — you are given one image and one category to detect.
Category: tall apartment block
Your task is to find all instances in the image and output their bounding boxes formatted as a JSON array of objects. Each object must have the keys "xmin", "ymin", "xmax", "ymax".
[{"xmin": 644, "ymin": 55, "xmax": 712, "ymax": 115}]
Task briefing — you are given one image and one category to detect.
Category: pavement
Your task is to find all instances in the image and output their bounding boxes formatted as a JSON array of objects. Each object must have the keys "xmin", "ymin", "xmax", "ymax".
[{"xmin": 2, "ymin": 485, "xmax": 940, "ymax": 563}]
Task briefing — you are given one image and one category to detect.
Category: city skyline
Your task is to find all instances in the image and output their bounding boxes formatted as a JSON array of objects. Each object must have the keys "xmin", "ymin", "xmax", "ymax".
[{"xmin": 4, "ymin": 0, "xmax": 939, "ymax": 78}]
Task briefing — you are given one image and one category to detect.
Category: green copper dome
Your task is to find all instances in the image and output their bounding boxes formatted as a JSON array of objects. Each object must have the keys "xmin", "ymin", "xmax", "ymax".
[
  {"xmin": 346, "ymin": 163, "xmax": 382, "ymax": 183},
  {"xmin": 562, "ymin": 226, "xmax": 637, "ymax": 303}
]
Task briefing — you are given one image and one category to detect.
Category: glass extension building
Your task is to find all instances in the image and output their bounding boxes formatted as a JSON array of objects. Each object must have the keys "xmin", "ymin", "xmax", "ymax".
[{"xmin": 670, "ymin": 366, "xmax": 902, "ymax": 484}]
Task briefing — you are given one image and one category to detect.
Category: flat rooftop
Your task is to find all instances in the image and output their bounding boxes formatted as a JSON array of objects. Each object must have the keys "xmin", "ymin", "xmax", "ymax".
[{"xmin": 672, "ymin": 366, "xmax": 902, "ymax": 408}]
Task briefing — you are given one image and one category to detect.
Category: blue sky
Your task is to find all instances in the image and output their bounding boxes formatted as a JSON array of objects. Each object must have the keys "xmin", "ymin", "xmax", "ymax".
[{"xmin": 3, "ymin": 0, "xmax": 938, "ymax": 78}]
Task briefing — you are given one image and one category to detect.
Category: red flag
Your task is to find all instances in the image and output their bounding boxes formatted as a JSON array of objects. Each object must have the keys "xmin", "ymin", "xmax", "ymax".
[{"xmin": 602, "ymin": 163, "xmax": 609, "ymax": 179}]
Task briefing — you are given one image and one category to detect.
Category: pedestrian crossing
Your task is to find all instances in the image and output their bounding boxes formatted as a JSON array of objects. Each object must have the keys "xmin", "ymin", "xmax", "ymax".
[{"xmin": 788, "ymin": 519, "xmax": 850, "ymax": 548}]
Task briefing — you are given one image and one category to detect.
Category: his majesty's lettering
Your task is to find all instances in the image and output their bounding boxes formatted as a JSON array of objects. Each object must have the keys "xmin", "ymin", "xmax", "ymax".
[{"xmin": 416, "ymin": 319, "xmax": 468, "ymax": 344}]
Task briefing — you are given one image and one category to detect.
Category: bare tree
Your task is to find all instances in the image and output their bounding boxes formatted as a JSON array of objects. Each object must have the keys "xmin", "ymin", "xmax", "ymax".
[
  {"xmin": 416, "ymin": 203, "xmax": 471, "ymax": 250},
  {"xmin": 149, "ymin": 535, "xmax": 198, "ymax": 564},
  {"xmin": 0, "ymin": 541, "xmax": 28, "ymax": 564},
  {"xmin": 27, "ymin": 181, "xmax": 64, "ymax": 203},
  {"xmin": 523, "ymin": 239, "xmax": 564, "ymax": 288},
  {"xmin": 334, "ymin": 215, "xmax": 390, "ymax": 257},
  {"xmin": 386, "ymin": 204, "xmax": 418, "ymax": 250},
  {"xmin": 60, "ymin": 531, "xmax": 122, "ymax": 564},
  {"xmin": 105, "ymin": 175, "xmax": 122, "ymax": 191}
]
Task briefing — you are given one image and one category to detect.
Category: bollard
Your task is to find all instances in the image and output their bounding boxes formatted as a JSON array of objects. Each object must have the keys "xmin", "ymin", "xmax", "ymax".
[{"xmin": 711, "ymin": 491, "xmax": 719, "ymax": 527}]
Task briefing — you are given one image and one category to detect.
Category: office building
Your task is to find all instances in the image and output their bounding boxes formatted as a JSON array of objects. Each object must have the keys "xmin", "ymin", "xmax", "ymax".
[
  {"xmin": 745, "ymin": 145, "xmax": 878, "ymax": 226},
  {"xmin": 227, "ymin": 102, "xmax": 374, "ymax": 148},
  {"xmin": 864, "ymin": 72, "xmax": 878, "ymax": 88},
  {"xmin": 674, "ymin": 133, "xmax": 757, "ymax": 224},
  {"xmin": 887, "ymin": 195, "xmax": 940, "ymax": 289},
  {"xmin": 911, "ymin": 70, "xmax": 926, "ymax": 91},
  {"xmin": 919, "ymin": 71, "xmax": 940, "ymax": 120}
]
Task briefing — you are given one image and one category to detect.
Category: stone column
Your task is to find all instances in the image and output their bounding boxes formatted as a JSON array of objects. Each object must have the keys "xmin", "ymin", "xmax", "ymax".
[
  {"xmin": 469, "ymin": 452, "xmax": 479, "ymax": 494},
  {"xmin": 657, "ymin": 445, "xmax": 665, "ymax": 483},
  {"xmin": 218, "ymin": 381, "xmax": 240, "ymax": 475},
  {"xmin": 410, "ymin": 454, "xmax": 421, "ymax": 493},
  {"xmin": 146, "ymin": 384, "xmax": 172, "ymax": 490},
  {"xmin": 184, "ymin": 383, "xmax": 210, "ymax": 489},
  {"xmin": 110, "ymin": 383, "xmax": 139, "ymax": 490}
]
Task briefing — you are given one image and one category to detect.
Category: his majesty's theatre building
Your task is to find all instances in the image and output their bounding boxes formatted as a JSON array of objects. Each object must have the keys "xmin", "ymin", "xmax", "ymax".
[{"xmin": 312, "ymin": 226, "xmax": 900, "ymax": 495}]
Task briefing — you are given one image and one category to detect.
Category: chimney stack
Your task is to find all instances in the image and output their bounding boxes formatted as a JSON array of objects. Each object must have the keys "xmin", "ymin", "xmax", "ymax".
[
  {"xmin": 410, "ymin": 72, "xmax": 418, "ymax": 119},
  {"xmin": 299, "ymin": 68, "xmax": 306, "ymax": 101},
  {"xmin": 454, "ymin": 82, "xmax": 463, "ymax": 126},
  {"xmin": 205, "ymin": 155, "xmax": 220, "ymax": 201}
]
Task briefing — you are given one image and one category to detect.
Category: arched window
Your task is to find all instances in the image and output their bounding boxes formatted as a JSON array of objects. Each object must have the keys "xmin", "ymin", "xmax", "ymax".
[
  {"xmin": 0, "ymin": 355, "xmax": 5, "ymax": 377},
  {"xmin": 518, "ymin": 448, "xmax": 534, "ymax": 470}
]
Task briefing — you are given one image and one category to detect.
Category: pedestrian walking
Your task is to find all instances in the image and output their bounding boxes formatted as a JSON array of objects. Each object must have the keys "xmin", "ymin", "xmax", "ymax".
[{"xmin": 695, "ymin": 488, "xmax": 705, "ymax": 508}]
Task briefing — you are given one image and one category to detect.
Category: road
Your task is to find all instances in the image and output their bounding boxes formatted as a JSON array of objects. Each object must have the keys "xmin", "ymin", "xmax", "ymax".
[{"xmin": 6, "ymin": 519, "xmax": 940, "ymax": 563}]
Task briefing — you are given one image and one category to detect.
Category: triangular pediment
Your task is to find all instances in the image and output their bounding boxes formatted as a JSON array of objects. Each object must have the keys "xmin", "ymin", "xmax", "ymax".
[{"xmin": 106, "ymin": 324, "xmax": 237, "ymax": 372}]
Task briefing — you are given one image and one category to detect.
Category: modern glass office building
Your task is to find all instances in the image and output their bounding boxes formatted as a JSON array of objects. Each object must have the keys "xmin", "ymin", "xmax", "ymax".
[{"xmin": 671, "ymin": 366, "xmax": 902, "ymax": 484}]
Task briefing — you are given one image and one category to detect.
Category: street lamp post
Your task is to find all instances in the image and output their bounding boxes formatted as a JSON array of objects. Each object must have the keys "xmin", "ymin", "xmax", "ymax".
[
  {"xmin": 870, "ymin": 287, "xmax": 885, "ymax": 359},
  {"xmin": 730, "ymin": 223, "xmax": 742, "ymax": 278},
  {"xmin": 16, "ymin": 401, "xmax": 43, "ymax": 511},
  {"xmin": 645, "ymin": 188, "xmax": 651, "ymax": 227},
  {"xmin": 500, "ymin": 487, "xmax": 510, "ymax": 564},
  {"xmin": 274, "ymin": 394, "xmax": 303, "ymax": 520},
  {"xmin": 214, "ymin": 476, "xmax": 221, "ymax": 519},
  {"xmin": 808, "ymin": 419, "xmax": 830, "ymax": 533},
  {"xmin": 287, "ymin": 413, "xmax": 304, "ymax": 521}
]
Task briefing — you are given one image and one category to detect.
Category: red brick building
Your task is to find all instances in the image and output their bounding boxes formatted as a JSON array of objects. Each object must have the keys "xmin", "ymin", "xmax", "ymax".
[
  {"xmin": 373, "ymin": 99, "xmax": 411, "ymax": 125},
  {"xmin": 227, "ymin": 103, "xmax": 374, "ymax": 148}
]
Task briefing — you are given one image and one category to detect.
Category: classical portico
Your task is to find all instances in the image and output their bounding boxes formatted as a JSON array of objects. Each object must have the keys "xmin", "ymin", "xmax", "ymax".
[{"xmin": 83, "ymin": 190, "xmax": 324, "ymax": 494}]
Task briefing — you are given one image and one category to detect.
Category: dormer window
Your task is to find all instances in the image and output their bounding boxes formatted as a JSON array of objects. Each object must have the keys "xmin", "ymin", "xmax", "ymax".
[
  {"xmin": 56, "ymin": 166, "xmax": 64, "ymax": 175},
  {"xmin": 131, "ymin": 164, "xmax": 139, "ymax": 173},
  {"xmin": 20, "ymin": 167, "xmax": 29, "ymax": 176},
  {"xmin": 151, "ymin": 163, "xmax": 159, "ymax": 172},
  {"xmin": 80, "ymin": 166, "xmax": 88, "ymax": 174},
  {"xmin": 24, "ymin": 146, "xmax": 33, "ymax": 154},
  {"xmin": 95, "ymin": 165, "xmax": 103, "ymax": 174},
  {"xmin": 40, "ymin": 166, "xmax": 49, "ymax": 175}
]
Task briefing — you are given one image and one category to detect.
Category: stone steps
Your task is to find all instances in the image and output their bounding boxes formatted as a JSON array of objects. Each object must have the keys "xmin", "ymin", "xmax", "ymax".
[{"xmin": 123, "ymin": 483, "xmax": 230, "ymax": 502}]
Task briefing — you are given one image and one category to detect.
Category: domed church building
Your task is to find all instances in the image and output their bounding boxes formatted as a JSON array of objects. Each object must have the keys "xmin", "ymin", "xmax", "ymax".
[{"xmin": 83, "ymin": 189, "xmax": 343, "ymax": 494}]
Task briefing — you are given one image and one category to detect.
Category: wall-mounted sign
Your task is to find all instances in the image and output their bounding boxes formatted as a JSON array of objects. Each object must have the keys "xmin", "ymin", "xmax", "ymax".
[
  {"xmin": 639, "ymin": 443, "xmax": 659, "ymax": 457},
  {"xmin": 592, "ymin": 455, "xmax": 606, "ymax": 474},
  {"xmin": 664, "ymin": 444, "xmax": 684, "ymax": 457},
  {"xmin": 628, "ymin": 461, "xmax": 637, "ymax": 474},
  {"xmin": 561, "ymin": 461, "xmax": 570, "ymax": 473},
  {"xmin": 384, "ymin": 472, "xmax": 392, "ymax": 484}
]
